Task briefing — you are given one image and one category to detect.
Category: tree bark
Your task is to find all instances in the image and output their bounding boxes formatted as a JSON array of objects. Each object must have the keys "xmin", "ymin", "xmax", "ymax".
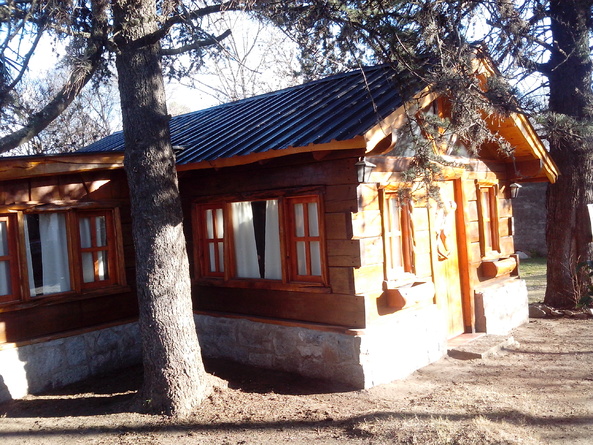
[
  {"xmin": 113, "ymin": 0, "xmax": 210, "ymax": 415},
  {"xmin": 544, "ymin": 0, "xmax": 593, "ymax": 307}
]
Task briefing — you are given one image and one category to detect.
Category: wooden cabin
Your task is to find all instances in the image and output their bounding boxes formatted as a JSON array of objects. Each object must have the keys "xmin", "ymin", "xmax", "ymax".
[{"xmin": 0, "ymin": 65, "xmax": 558, "ymax": 401}]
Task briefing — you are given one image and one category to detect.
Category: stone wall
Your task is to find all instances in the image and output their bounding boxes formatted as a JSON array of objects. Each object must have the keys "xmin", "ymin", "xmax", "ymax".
[
  {"xmin": 0, "ymin": 306, "xmax": 448, "ymax": 403},
  {"xmin": 195, "ymin": 305, "xmax": 447, "ymax": 389},
  {"xmin": 512, "ymin": 182, "xmax": 547, "ymax": 256},
  {"xmin": 0, "ymin": 322, "xmax": 142, "ymax": 404},
  {"xmin": 474, "ymin": 278, "xmax": 529, "ymax": 335}
]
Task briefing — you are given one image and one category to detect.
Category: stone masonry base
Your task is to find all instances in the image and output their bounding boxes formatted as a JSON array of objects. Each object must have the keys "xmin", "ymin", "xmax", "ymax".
[
  {"xmin": 195, "ymin": 304, "xmax": 447, "ymax": 389},
  {"xmin": 0, "ymin": 305, "xmax": 448, "ymax": 403},
  {"xmin": 0, "ymin": 322, "xmax": 142, "ymax": 404},
  {"xmin": 474, "ymin": 278, "xmax": 529, "ymax": 335}
]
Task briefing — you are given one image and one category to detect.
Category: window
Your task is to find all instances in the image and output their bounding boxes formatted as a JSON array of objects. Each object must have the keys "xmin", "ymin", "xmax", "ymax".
[
  {"xmin": 0, "ymin": 208, "xmax": 124, "ymax": 305},
  {"xmin": 194, "ymin": 195, "xmax": 325, "ymax": 285},
  {"xmin": 477, "ymin": 183, "xmax": 500, "ymax": 257},
  {"xmin": 199, "ymin": 205, "xmax": 225, "ymax": 277},
  {"xmin": 0, "ymin": 214, "xmax": 19, "ymax": 303},
  {"xmin": 25, "ymin": 212, "xmax": 71, "ymax": 296},
  {"xmin": 78, "ymin": 211, "xmax": 116, "ymax": 287},
  {"xmin": 287, "ymin": 197, "xmax": 323, "ymax": 282},
  {"xmin": 382, "ymin": 193, "xmax": 413, "ymax": 280}
]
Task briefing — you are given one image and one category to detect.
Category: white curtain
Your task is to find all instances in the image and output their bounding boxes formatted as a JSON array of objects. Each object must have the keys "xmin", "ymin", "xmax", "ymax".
[
  {"xmin": 79, "ymin": 216, "xmax": 95, "ymax": 283},
  {"xmin": 232, "ymin": 201, "xmax": 260, "ymax": 278},
  {"xmin": 264, "ymin": 200, "xmax": 281, "ymax": 279},
  {"xmin": 23, "ymin": 217, "xmax": 36, "ymax": 296},
  {"xmin": 39, "ymin": 213, "xmax": 71, "ymax": 294},
  {"xmin": 0, "ymin": 221, "xmax": 9, "ymax": 296},
  {"xmin": 25, "ymin": 213, "xmax": 71, "ymax": 296}
]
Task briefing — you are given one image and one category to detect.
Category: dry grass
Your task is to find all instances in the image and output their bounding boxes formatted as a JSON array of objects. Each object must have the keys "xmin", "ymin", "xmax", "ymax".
[
  {"xmin": 521, "ymin": 257, "xmax": 547, "ymax": 303},
  {"xmin": 349, "ymin": 414, "xmax": 534, "ymax": 444}
]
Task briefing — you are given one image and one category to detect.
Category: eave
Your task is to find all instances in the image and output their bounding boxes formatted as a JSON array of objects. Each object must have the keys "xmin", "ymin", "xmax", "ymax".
[
  {"xmin": 176, "ymin": 137, "xmax": 367, "ymax": 171},
  {"xmin": 0, "ymin": 153, "xmax": 124, "ymax": 181}
]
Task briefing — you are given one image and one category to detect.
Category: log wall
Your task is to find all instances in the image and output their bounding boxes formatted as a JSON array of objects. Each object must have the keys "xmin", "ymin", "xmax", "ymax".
[{"xmin": 0, "ymin": 170, "xmax": 138, "ymax": 345}]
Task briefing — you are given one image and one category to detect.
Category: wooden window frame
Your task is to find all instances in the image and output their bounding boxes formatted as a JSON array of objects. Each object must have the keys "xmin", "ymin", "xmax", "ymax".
[
  {"xmin": 0, "ymin": 213, "xmax": 21, "ymax": 304},
  {"xmin": 0, "ymin": 206, "xmax": 125, "ymax": 308},
  {"xmin": 285, "ymin": 196, "xmax": 326, "ymax": 284},
  {"xmin": 193, "ymin": 193, "xmax": 327, "ymax": 288},
  {"xmin": 75, "ymin": 210, "xmax": 119, "ymax": 290},
  {"xmin": 194, "ymin": 204, "xmax": 226, "ymax": 279},
  {"xmin": 476, "ymin": 181, "xmax": 500, "ymax": 258},
  {"xmin": 381, "ymin": 191, "xmax": 414, "ymax": 282}
]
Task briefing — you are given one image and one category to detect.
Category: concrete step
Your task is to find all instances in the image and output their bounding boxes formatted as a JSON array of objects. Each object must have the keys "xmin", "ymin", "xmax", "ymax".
[{"xmin": 447, "ymin": 334, "xmax": 516, "ymax": 360}]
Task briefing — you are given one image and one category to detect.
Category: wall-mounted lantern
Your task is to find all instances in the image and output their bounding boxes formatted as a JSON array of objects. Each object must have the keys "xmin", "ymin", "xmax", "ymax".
[
  {"xmin": 355, "ymin": 158, "xmax": 376, "ymax": 183},
  {"xmin": 509, "ymin": 182, "xmax": 522, "ymax": 199}
]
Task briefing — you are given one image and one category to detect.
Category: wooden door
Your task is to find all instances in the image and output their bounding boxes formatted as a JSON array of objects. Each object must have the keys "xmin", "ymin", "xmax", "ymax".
[{"xmin": 431, "ymin": 181, "xmax": 465, "ymax": 338}]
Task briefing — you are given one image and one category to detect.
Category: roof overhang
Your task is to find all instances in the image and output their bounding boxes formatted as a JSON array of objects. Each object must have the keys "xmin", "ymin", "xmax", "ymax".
[
  {"xmin": 176, "ymin": 137, "xmax": 367, "ymax": 171},
  {"xmin": 0, "ymin": 152, "xmax": 124, "ymax": 181},
  {"xmin": 361, "ymin": 84, "xmax": 558, "ymax": 183}
]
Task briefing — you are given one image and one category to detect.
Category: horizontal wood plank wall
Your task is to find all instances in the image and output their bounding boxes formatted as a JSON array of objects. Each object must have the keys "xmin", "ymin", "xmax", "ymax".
[
  {"xmin": 180, "ymin": 150, "xmax": 368, "ymax": 328},
  {"xmin": 0, "ymin": 169, "xmax": 139, "ymax": 344},
  {"xmin": 461, "ymin": 162, "xmax": 515, "ymax": 290}
]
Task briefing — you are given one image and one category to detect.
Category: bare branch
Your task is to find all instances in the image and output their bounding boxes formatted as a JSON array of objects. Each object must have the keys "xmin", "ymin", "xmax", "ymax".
[
  {"xmin": 129, "ymin": 2, "xmax": 236, "ymax": 51},
  {"xmin": 0, "ymin": 48, "xmax": 103, "ymax": 154},
  {"xmin": 160, "ymin": 29, "xmax": 232, "ymax": 56}
]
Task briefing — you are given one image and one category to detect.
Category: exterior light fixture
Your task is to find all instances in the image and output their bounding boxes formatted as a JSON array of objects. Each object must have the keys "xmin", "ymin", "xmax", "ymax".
[
  {"xmin": 355, "ymin": 158, "xmax": 376, "ymax": 183},
  {"xmin": 509, "ymin": 182, "xmax": 522, "ymax": 199}
]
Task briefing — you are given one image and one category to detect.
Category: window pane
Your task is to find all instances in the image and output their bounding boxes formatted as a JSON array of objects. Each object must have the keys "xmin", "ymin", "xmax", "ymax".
[
  {"xmin": 264, "ymin": 200, "xmax": 282, "ymax": 280},
  {"xmin": 26, "ymin": 213, "xmax": 71, "ymax": 296},
  {"xmin": 296, "ymin": 241, "xmax": 307, "ymax": 275},
  {"xmin": 82, "ymin": 252, "xmax": 94, "ymax": 283},
  {"xmin": 310, "ymin": 241, "xmax": 321, "ymax": 276},
  {"xmin": 79, "ymin": 217, "xmax": 92, "ymax": 248},
  {"xmin": 218, "ymin": 242, "xmax": 225, "ymax": 272},
  {"xmin": 232, "ymin": 200, "xmax": 281, "ymax": 280},
  {"xmin": 97, "ymin": 250, "xmax": 108, "ymax": 280},
  {"xmin": 294, "ymin": 203, "xmax": 305, "ymax": 237},
  {"xmin": 481, "ymin": 190, "xmax": 491, "ymax": 220},
  {"xmin": 206, "ymin": 209, "xmax": 214, "ymax": 238},
  {"xmin": 95, "ymin": 216, "xmax": 107, "ymax": 247},
  {"xmin": 308, "ymin": 202, "xmax": 319, "ymax": 237},
  {"xmin": 208, "ymin": 243, "xmax": 216, "ymax": 272},
  {"xmin": 215, "ymin": 208, "xmax": 224, "ymax": 237},
  {"xmin": 0, "ymin": 261, "xmax": 10, "ymax": 296},
  {"xmin": 232, "ymin": 201, "xmax": 259, "ymax": 278},
  {"xmin": 389, "ymin": 199, "xmax": 402, "ymax": 234},
  {"xmin": 0, "ymin": 221, "xmax": 8, "ymax": 256}
]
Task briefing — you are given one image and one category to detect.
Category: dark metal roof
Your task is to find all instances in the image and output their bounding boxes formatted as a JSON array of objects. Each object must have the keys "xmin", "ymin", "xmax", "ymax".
[{"xmin": 80, "ymin": 65, "xmax": 407, "ymax": 165}]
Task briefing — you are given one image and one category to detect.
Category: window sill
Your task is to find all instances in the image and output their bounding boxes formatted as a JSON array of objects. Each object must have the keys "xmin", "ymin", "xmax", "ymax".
[
  {"xmin": 0, "ymin": 284, "xmax": 132, "ymax": 314},
  {"xmin": 193, "ymin": 278, "xmax": 331, "ymax": 293}
]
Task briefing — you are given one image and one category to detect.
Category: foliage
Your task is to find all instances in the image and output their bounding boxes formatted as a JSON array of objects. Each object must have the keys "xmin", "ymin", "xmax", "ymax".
[
  {"xmin": 576, "ymin": 260, "xmax": 593, "ymax": 308},
  {"xmin": 261, "ymin": 0, "xmax": 593, "ymax": 308}
]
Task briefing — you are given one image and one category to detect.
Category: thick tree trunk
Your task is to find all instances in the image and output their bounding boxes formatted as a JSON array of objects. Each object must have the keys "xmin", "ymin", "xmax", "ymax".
[
  {"xmin": 113, "ymin": 0, "xmax": 210, "ymax": 415},
  {"xmin": 544, "ymin": 0, "xmax": 593, "ymax": 307}
]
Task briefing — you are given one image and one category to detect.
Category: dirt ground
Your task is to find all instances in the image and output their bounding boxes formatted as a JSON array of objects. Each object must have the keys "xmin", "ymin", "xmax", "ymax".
[{"xmin": 1, "ymin": 318, "xmax": 592, "ymax": 445}]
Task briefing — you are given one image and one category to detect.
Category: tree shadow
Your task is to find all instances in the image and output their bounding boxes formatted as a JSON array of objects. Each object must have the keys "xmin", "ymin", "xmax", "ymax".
[
  {"xmin": 0, "ymin": 358, "xmax": 353, "ymax": 418},
  {"xmin": 0, "ymin": 409, "xmax": 592, "ymax": 441}
]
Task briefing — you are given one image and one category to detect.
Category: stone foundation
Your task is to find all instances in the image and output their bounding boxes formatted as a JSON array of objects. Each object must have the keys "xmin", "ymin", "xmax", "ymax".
[
  {"xmin": 196, "ymin": 305, "xmax": 447, "ymax": 389},
  {"xmin": 474, "ymin": 278, "xmax": 529, "ymax": 335},
  {"xmin": 0, "ymin": 305, "xmax": 448, "ymax": 403},
  {"xmin": 0, "ymin": 322, "xmax": 142, "ymax": 404}
]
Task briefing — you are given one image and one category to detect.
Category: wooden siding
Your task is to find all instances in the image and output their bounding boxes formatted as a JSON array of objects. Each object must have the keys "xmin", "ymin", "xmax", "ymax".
[
  {"xmin": 181, "ymin": 150, "xmax": 368, "ymax": 328},
  {"xmin": 0, "ymin": 169, "xmax": 138, "ymax": 345}
]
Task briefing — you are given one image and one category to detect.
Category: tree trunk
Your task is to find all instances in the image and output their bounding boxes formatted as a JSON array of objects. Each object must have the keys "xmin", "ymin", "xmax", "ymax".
[
  {"xmin": 544, "ymin": 0, "xmax": 593, "ymax": 307},
  {"xmin": 113, "ymin": 0, "xmax": 210, "ymax": 415}
]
